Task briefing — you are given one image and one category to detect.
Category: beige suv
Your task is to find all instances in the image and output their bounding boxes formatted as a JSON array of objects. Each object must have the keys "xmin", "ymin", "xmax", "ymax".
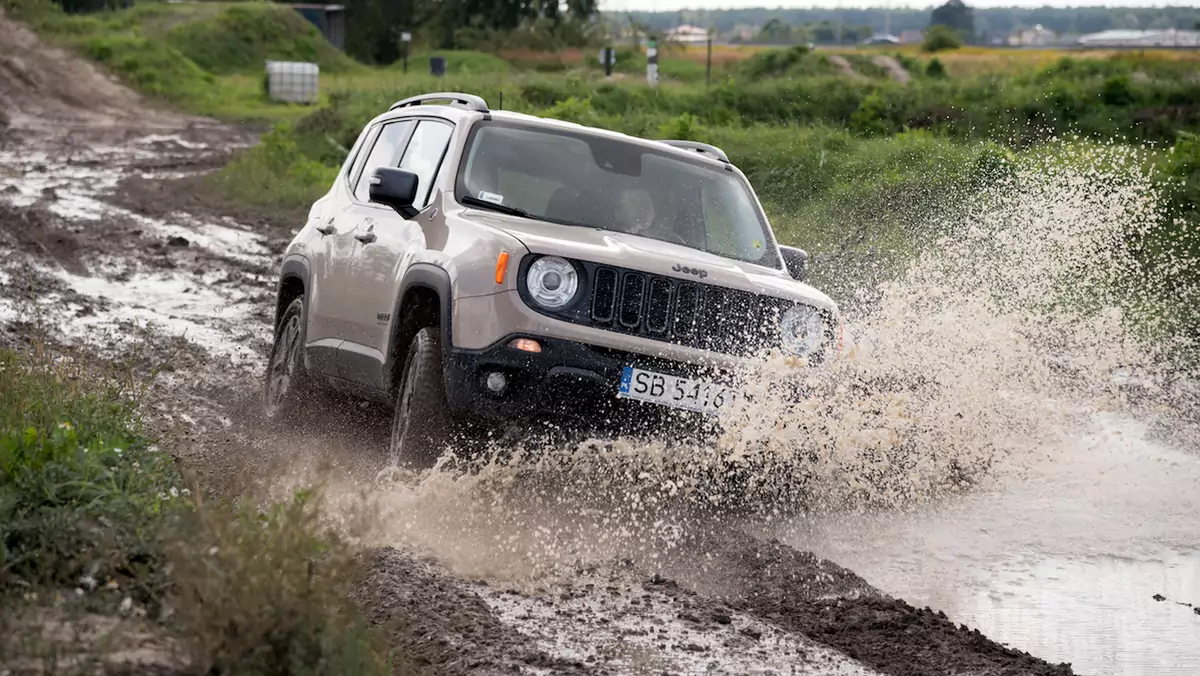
[{"xmin": 262, "ymin": 92, "xmax": 841, "ymax": 466}]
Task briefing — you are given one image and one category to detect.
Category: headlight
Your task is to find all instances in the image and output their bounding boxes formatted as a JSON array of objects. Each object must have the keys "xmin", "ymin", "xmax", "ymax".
[
  {"xmin": 526, "ymin": 256, "xmax": 579, "ymax": 309},
  {"xmin": 780, "ymin": 305, "xmax": 824, "ymax": 356}
]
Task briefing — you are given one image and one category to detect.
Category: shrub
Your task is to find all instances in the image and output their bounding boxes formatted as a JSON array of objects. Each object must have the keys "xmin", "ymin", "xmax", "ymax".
[
  {"xmin": 923, "ymin": 25, "xmax": 962, "ymax": 53},
  {"xmin": 735, "ymin": 44, "xmax": 823, "ymax": 79},
  {"xmin": 542, "ymin": 95, "xmax": 600, "ymax": 125},
  {"xmin": 207, "ymin": 123, "xmax": 339, "ymax": 211},
  {"xmin": 926, "ymin": 57, "xmax": 948, "ymax": 79},
  {"xmin": 1100, "ymin": 73, "xmax": 1136, "ymax": 107},
  {"xmin": 656, "ymin": 112, "xmax": 707, "ymax": 142},
  {"xmin": 169, "ymin": 493, "xmax": 389, "ymax": 675}
]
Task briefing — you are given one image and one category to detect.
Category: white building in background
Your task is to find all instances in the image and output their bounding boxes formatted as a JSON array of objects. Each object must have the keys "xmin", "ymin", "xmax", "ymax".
[
  {"xmin": 1008, "ymin": 24, "xmax": 1058, "ymax": 46},
  {"xmin": 664, "ymin": 24, "xmax": 710, "ymax": 44},
  {"xmin": 1077, "ymin": 29, "xmax": 1200, "ymax": 48}
]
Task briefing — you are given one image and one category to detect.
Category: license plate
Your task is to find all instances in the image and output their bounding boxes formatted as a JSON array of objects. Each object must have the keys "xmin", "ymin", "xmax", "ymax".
[{"xmin": 617, "ymin": 366, "xmax": 736, "ymax": 415}]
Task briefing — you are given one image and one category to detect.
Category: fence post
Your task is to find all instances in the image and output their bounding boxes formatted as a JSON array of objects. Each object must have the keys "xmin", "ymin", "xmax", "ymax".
[
  {"xmin": 706, "ymin": 34, "xmax": 712, "ymax": 86},
  {"xmin": 647, "ymin": 36, "xmax": 658, "ymax": 87}
]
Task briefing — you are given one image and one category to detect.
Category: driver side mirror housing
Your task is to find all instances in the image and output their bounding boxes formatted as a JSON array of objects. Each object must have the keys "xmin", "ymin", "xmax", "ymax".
[
  {"xmin": 369, "ymin": 167, "xmax": 420, "ymax": 219},
  {"xmin": 779, "ymin": 245, "xmax": 809, "ymax": 282}
]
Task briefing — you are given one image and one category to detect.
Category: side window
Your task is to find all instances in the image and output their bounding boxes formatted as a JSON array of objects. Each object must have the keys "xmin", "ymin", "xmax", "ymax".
[
  {"xmin": 345, "ymin": 124, "xmax": 381, "ymax": 186},
  {"xmin": 353, "ymin": 120, "xmax": 415, "ymax": 202},
  {"xmin": 397, "ymin": 120, "xmax": 454, "ymax": 209}
]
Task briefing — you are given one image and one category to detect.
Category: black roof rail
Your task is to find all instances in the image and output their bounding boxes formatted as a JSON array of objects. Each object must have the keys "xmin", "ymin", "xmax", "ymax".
[
  {"xmin": 389, "ymin": 92, "xmax": 489, "ymax": 113},
  {"xmin": 659, "ymin": 140, "xmax": 730, "ymax": 163}
]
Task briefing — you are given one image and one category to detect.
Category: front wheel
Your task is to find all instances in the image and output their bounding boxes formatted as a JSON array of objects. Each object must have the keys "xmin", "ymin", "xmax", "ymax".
[{"xmin": 390, "ymin": 327, "xmax": 456, "ymax": 468}]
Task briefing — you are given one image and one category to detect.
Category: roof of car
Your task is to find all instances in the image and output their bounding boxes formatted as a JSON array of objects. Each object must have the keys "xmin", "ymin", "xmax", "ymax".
[
  {"xmin": 374, "ymin": 100, "xmax": 729, "ymax": 166},
  {"xmin": 491, "ymin": 110, "xmax": 734, "ymax": 166}
]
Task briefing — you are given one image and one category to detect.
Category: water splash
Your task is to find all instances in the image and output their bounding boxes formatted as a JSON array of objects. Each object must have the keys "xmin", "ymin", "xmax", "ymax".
[{"xmin": 333, "ymin": 143, "xmax": 1197, "ymax": 587}]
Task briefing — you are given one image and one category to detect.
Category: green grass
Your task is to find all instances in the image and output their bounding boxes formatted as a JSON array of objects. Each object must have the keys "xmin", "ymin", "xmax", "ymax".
[
  {"xmin": 403, "ymin": 49, "xmax": 513, "ymax": 76},
  {"xmin": 0, "ymin": 347, "xmax": 178, "ymax": 596},
  {"xmin": 165, "ymin": 3, "xmax": 360, "ymax": 75},
  {"xmin": 206, "ymin": 121, "xmax": 340, "ymax": 210},
  {"xmin": 81, "ymin": 34, "xmax": 219, "ymax": 105},
  {"xmin": 0, "ymin": 346, "xmax": 392, "ymax": 673}
]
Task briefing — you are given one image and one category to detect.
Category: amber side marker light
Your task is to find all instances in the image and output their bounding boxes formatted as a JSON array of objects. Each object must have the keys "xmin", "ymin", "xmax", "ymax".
[
  {"xmin": 495, "ymin": 252, "xmax": 510, "ymax": 285},
  {"xmin": 509, "ymin": 338, "xmax": 542, "ymax": 353}
]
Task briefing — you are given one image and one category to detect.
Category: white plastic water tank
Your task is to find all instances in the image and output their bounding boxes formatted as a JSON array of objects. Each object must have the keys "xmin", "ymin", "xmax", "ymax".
[{"xmin": 265, "ymin": 61, "xmax": 319, "ymax": 104}]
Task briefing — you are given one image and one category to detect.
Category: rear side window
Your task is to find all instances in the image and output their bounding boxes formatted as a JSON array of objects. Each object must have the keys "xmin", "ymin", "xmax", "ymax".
[
  {"xmin": 353, "ymin": 120, "xmax": 415, "ymax": 202},
  {"xmin": 397, "ymin": 120, "xmax": 454, "ymax": 209}
]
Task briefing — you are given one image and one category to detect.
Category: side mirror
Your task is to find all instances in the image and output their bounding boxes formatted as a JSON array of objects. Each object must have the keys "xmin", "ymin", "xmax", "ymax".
[
  {"xmin": 779, "ymin": 245, "xmax": 809, "ymax": 282},
  {"xmin": 369, "ymin": 167, "xmax": 420, "ymax": 218}
]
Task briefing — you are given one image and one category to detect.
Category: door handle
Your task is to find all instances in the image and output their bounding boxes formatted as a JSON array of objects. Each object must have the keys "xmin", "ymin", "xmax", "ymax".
[
  {"xmin": 316, "ymin": 223, "xmax": 336, "ymax": 235},
  {"xmin": 355, "ymin": 231, "xmax": 377, "ymax": 244}
]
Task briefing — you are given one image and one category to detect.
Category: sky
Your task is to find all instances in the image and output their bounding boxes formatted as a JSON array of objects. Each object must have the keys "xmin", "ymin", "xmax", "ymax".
[{"xmin": 599, "ymin": 1, "xmax": 1193, "ymax": 12}]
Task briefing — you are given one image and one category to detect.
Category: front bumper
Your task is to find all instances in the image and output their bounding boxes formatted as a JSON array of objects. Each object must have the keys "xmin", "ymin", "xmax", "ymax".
[{"xmin": 443, "ymin": 334, "xmax": 732, "ymax": 429}]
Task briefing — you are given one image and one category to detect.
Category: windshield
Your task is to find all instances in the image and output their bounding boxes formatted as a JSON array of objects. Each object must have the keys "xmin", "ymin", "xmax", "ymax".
[{"xmin": 455, "ymin": 121, "xmax": 779, "ymax": 267}]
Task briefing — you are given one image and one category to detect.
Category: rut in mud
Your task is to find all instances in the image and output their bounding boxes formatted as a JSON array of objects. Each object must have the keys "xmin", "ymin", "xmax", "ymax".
[{"xmin": 4, "ymin": 10, "xmax": 1199, "ymax": 674}]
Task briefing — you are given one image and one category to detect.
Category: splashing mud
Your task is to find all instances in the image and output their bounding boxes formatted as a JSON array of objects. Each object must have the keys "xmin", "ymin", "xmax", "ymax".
[
  {"xmin": 365, "ymin": 143, "xmax": 1190, "ymax": 542},
  {"xmin": 338, "ymin": 143, "xmax": 1198, "ymax": 673}
]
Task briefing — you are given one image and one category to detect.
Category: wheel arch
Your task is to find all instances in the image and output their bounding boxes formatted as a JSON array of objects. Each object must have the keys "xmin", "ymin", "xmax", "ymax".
[
  {"xmin": 275, "ymin": 257, "xmax": 311, "ymax": 331},
  {"xmin": 386, "ymin": 263, "xmax": 453, "ymax": 395}
]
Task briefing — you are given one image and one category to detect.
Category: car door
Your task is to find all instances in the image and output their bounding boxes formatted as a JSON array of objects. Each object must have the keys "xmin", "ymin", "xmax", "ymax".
[
  {"xmin": 303, "ymin": 123, "xmax": 378, "ymax": 376},
  {"xmin": 340, "ymin": 118, "xmax": 455, "ymax": 391},
  {"xmin": 322, "ymin": 119, "xmax": 416, "ymax": 365}
]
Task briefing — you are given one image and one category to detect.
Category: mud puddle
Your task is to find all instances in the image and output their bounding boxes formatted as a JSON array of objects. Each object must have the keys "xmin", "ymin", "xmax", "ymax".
[
  {"xmin": 780, "ymin": 413, "xmax": 1200, "ymax": 675},
  {"xmin": 0, "ymin": 127, "xmax": 273, "ymax": 361}
]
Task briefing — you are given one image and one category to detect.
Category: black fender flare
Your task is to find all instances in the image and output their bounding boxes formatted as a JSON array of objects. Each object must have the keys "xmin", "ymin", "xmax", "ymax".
[
  {"xmin": 275, "ymin": 255, "xmax": 311, "ymax": 331},
  {"xmin": 385, "ymin": 263, "xmax": 453, "ymax": 393}
]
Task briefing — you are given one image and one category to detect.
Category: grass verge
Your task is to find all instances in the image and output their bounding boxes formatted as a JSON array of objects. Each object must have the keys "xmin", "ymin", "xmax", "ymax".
[{"xmin": 0, "ymin": 345, "xmax": 394, "ymax": 674}]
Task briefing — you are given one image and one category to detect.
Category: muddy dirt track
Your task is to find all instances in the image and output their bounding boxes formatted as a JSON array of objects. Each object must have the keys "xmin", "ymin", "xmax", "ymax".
[
  {"xmin": 0, "ymin": 99, "xmax": 1081, "ymax": 676},
  {"xmin": 5, "ymin": 11, "xmax": 1200, "ymax": 675}
]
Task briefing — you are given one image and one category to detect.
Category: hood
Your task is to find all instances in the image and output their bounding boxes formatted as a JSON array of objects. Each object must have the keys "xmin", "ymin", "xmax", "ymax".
[{"xmin": 458, "ymin": 208, "xmax": 839, "ymax": 314}]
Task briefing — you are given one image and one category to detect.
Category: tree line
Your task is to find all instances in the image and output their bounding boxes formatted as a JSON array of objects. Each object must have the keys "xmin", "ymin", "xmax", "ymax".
[
  {"xmin": 629, "ymin": 5, "xmax": 1200, "ymax": 43},
  {"xmin": 42, "ymin": 0, "xmax": 1200, "ymax": 65}
]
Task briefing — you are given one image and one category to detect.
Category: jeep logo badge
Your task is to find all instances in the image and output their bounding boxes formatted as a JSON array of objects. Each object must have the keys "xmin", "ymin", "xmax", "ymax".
[{"xmin": 672, "ymin": 263, "xmax": 708, "ymax": 279}]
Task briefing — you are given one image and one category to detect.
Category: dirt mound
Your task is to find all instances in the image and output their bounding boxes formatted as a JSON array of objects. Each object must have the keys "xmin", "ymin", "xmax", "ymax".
[
  {"xmin": 827, "ymin": 54, "xmax": 867, "ymax": 81},
  {"xmin": 0, "ymin": 8, "xmax": 184, "ymax": 130},
  {"xmin": 872, "ymin": 55, "xmax": 911, "ymax": 84}
]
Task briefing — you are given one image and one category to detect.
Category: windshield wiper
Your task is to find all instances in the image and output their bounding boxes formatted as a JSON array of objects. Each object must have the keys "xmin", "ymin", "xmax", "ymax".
[{"xmin": 460, "ymin": 195, "xmax": 532, "ymax": 219}]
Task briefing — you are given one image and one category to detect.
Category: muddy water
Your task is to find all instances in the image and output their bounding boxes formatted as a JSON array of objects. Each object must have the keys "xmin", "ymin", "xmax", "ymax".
[
  {"xmin": 0, "ymin": 132, "xmax": 272, "ymax": 364},
  {"xmin": 782, "ymin": 413, "xmax": 1200, "ymax": 675}
]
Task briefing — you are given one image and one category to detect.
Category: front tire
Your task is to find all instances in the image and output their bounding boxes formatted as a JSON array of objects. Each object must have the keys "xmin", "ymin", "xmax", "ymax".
[
  {"xmin": 263, "ymin": 298, "xmax": 311, "ymax": 422},
  {"xmin": 390, "ymin": 327, "xmax": 455, "ymax": 468}
]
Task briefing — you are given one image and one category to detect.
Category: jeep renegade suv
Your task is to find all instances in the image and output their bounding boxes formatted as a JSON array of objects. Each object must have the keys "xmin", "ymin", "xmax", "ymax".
[{"xmin": 263, "ymin": 92, "xmax": 840, "ymax": 467}]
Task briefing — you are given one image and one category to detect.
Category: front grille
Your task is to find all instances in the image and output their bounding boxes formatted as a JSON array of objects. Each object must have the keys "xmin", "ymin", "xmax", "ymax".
[
  {"xmin": 582, "ymin": 264, "xmax": 790, "ymax": 357},
  {"xmin": 517, "ymin": 256, "xmax": 831, "ymax": 359}
]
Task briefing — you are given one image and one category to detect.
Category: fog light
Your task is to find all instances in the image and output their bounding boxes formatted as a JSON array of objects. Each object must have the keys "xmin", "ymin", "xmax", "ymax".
[
  {"xmin": 485, "ymin": 372, "xmax": 507, "ymax": 393},
  {"xmin": 509, "ymin": 338, "xmax": 542, "ymax": 353}
]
